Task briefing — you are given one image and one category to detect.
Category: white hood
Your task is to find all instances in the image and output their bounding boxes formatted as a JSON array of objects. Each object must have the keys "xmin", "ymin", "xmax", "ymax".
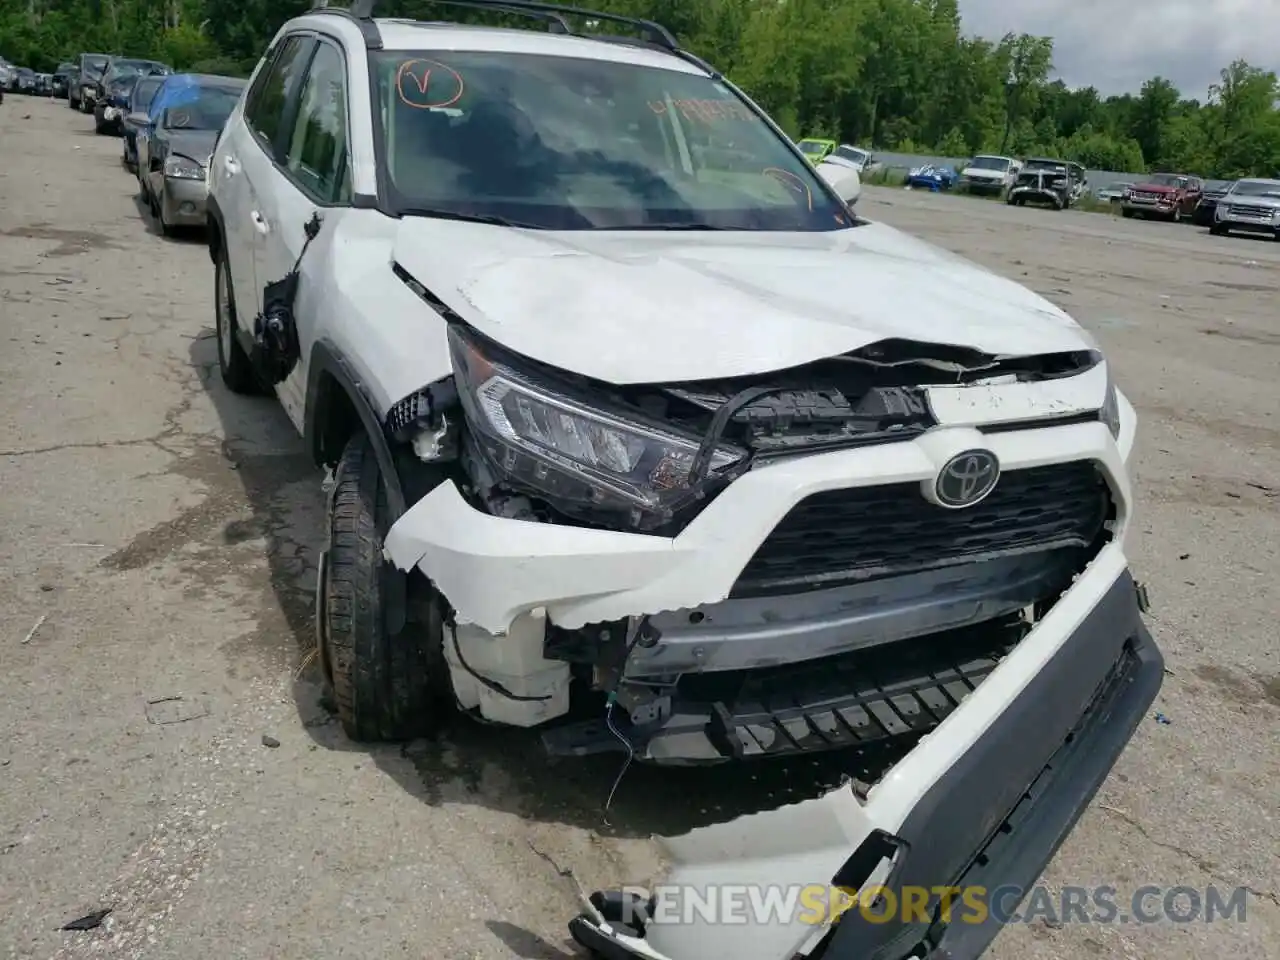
[
  {"xmin": 961, "ymin": 167, "xmax": 1007, "ymax": 180},
  {"xmin": 391, "ymin": 219, "xmax": 1091, "ymax": 384}
]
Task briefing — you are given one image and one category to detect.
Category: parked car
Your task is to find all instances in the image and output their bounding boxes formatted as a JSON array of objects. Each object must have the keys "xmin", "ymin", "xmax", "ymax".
[
  {"xmin": 210, "ymin": 22, "xmax": 1159, "ymax": 960},
  {"xmin": 75, "ymin": 53, "xmax": 111, "ymax": 111},
  {"xmin": 87, "ymin": 57, "xmax": 170, "ymax": 124},
  {"xmin": 1007, "ymin": 158, "xmax": 1082, "ymax": 209},
  {"xmin": 137, "ymin": 74, "xmax": 246, "ymax": 235},
  {"xmin": 824, "ymin": 144, "xmax": 881, "ymax": 176},
  {"xmin": 1120, "ymin": 172, "xmax": 1203, "ymax": 221},
  {"xmin": 958, "ymin": 154, "xmax": 1021, "ymax": 196},
  {"xmin": 0, "ymin": 59, "xmax": 13, "ymax": 93},
  {"xmin": 14, "ymin": 68, "xmax": 37, "ymax": 94},
  {"xmin": 52, "ymin": 62, "xmax": 76, "ymax": 98},
  {"xmin": 904, "ymin": 163, "xmax": 959, "ymax": 191},
  {"xmin": 121, "ymin": 73, "xmax": 168, "ymax": 172},
  {"xmin": 1192, "ymin": 179, "xmax": 1235, "ymax": 226},
  {"xmin": 795, "ymin": 137, "xmax": 836, "ymax": 164},
  {"xmin": 64, "ymin": 65, "xmax": 81, "ymax": 104},
  {"xmin": 36, "ymin": 73, "xmax": 55, "ymax": 96},
  {"xmin": 1209, "ymin": 178, "xmax": 1280, "ymax": 239},
  {"xmin": 95, "ymin": 72, "xmax": 141, "ymax": 134},
  {"xmin": 1094, "ymin": 181, "xmax": 1133, "ymax": 204}
]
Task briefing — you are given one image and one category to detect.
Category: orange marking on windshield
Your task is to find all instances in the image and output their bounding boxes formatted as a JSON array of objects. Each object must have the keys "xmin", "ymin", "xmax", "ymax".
[
  {"xmin": 395, "ymin": 58, "xmax": 465, "ymax": 110},
  {"xmin": 647, "ymin": 98, "xmax": 753, "ymax": 122},
  {"xmin": 764, "ymin": 167, "xmax": 812, "ymax": 211}
]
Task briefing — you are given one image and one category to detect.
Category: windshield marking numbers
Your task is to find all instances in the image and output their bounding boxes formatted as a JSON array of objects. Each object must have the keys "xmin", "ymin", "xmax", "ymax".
[
  {"xmin": 647, "ymin": 98, "xmax": 753, "ymax": 123},
  {"xmin": 395, "ymin": 58, "xmax": 465, "ymax": 110}
]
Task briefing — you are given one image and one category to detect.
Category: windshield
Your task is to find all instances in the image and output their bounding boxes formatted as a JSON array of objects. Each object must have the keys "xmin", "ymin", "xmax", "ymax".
[
  {"xmin": 798, "ymin": 140, "xmax": 829, "ymax": 155},
  {"xmin": 1231, "ymin": 180, "xmax": 1280, "ymax": 198},
  {"xmin": 833, "ymin": 146, "xmax": 867, "ymax": 163},
  {"xmin": 969, "ymin": 156, "xmax": 1009, "ymax": 171},
  {"xmin": 132, "ymin": 77, "xmax": 164, "ymax": 111},
  {"xmin": 106, "ymin": 60, "xmax": 163, "ymax": 82},
  {"xmin": 82, "ymin": 55, "xmax": 109, "ymax": 76},
  {"xmin": 161, "ymin": 86, "xmax": 242, "ymax": 131},
  {"xmin": 372, "ymin": 52, "xmax": 847, "ymax": 231},
  {"xmin": 1146, "ymin": 173, "xmax": 1186, "ymax": 187}
]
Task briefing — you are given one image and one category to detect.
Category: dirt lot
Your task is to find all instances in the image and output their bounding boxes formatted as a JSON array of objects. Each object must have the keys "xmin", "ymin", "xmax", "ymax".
[{"xmin": 1, "ymin": 97, "xmax": 1277, "ymax": 960}]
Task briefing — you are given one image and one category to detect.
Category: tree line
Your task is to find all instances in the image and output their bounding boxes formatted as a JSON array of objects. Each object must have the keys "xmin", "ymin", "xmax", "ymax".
[{"xmin": 3, "ymin": 0, "xmax": 1278, "ymax": 178}]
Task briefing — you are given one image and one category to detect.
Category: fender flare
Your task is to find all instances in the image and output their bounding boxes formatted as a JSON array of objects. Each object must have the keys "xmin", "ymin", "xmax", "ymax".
[
  {"xmin": 304, "ymin": 339, "xmax": 408, "ymax": 521},
  {"xmin": 206, "ymin": 192, "xmax": 226, "ymax": 264}
]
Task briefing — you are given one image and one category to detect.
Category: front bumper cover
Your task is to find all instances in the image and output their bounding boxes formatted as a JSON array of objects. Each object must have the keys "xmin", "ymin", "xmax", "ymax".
[
  {"xmin": 160, "ymin": 177, "xmax": 209, "ymax": 227},
  {"xmin": 571, "ymin": 566, "xmax": 1163, "ymax": 960}
]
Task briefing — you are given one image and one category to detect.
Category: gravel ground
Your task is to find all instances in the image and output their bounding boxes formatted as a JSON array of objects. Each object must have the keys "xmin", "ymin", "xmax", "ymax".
[{"xmin": 1, "ymin": 96, "xmax": 1277, "ymax": 960}]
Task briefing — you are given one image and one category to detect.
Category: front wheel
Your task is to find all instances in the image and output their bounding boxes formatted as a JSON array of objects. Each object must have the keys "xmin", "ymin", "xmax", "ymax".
[
  {"xmin": 1209, "ymin": 223, "xmax": 1228, "ymax": 236},
  {"xmin": 322, "ymin": 432, "xmax": 446, "ymax": 742}
]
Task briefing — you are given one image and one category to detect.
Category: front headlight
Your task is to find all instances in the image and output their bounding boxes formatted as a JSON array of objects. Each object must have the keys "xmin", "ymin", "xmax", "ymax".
[
  {"xmin": 448, "ymin": 325, "xmax": 745, "ymax": 531},
  {"xmin": 164, "ymin": 155, "xmax": 204, "ymax": 180}
]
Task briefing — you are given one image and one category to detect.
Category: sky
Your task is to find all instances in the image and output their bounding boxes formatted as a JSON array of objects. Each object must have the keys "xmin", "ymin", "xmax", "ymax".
[{"xmin": 958, "ymin": 0, "xmax": 1279, "ymax": 99}]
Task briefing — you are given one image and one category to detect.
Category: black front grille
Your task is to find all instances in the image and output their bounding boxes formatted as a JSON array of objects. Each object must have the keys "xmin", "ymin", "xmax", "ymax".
[{"xmin": 732, "ymin": 460, "xmax": 1110, "ymax": 597}]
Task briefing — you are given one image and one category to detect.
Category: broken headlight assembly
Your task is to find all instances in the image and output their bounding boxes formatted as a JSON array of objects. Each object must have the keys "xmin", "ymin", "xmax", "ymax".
[
  {"xmin": 448, "ymin": 325, "xmax": 746, "ymax": 532},
  {"xmin": 164, "ymin": 155, "xmax": 204, "ymax": 180}
]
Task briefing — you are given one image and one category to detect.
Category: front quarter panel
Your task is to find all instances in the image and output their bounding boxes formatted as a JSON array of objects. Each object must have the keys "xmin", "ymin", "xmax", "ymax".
[{"xmin": 308, "ymin": 213, "xmax": 453, "ymax": 419}]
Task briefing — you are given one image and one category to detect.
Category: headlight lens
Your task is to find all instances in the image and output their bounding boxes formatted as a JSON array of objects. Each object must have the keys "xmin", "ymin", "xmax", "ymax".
[
  {"xmin": 448, "ymin": 325, "xmax": 745, "ymax": 531},
  {"xmin": 164, "ymin": 155, "xmax": 204, "ymax": 180}
]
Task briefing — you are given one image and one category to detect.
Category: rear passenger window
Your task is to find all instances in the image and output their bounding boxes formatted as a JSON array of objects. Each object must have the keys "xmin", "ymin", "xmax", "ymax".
[
  {"xmin": 283, "ymin": 41, "xmax": 351, "ymax": 203},
  {"xmin": 244, "ymin": 36, "xmax": 313, "ymax": 157}
]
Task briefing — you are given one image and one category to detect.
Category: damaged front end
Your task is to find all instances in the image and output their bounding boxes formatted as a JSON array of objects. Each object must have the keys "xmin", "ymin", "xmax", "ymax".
[{"xmin": 382, "ymin": 315, "xmax": 1128, "ymax": 770}]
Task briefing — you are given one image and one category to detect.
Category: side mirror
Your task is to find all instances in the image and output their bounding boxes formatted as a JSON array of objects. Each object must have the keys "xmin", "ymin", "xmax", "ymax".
[
  {"xmin": 127, "ymin": 112, "xmax": 151, "ymax": 127},
  {"xmin": 817, "ymin": 160, "xmax": 862, "ymax": 206}
]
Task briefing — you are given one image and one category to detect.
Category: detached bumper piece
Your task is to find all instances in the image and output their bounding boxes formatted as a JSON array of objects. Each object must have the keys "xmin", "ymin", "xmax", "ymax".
[
  {"xmin": 543, "ymin": 619, "xmax": 1021, "ymax": 765},
  {"xmin": 816, "ymin": 571, "xmax": 1162, "ymax": 960},
  {"xmin": 570, "ymin": 572, "xmax": 1162, "ymax": 960}
]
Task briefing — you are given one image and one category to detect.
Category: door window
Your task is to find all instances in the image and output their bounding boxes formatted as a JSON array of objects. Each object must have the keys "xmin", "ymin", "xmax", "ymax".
[
  {"xmin": 282, "ymin": 41, "xmax": 351, "ymax": 204},
  {"xmin": 243, "ymin": 36, "xmax": 314, "ymax": 159}
]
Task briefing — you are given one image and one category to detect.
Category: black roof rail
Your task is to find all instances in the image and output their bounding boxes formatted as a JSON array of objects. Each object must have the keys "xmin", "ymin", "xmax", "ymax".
[
  {"xmin": 316, "ymin": 0, "xmax": 679, "ymax": 50},
  {"xmin": 418, "ymin": 0, "xmax": 573, "ymax": 35},
  {"xmin": 310, "ymin": 0, "xmax": 383, "ymax": 48}
]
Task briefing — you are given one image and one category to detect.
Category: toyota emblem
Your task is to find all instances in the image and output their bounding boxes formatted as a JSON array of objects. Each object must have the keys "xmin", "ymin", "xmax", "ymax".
[{"xmin": 934, "ymin": 450, "xmax": 1001, "ymax": 508}]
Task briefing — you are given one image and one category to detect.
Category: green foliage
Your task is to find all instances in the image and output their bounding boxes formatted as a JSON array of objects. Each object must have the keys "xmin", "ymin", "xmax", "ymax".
[{"xmin": 3, "ymin": 0, "xmax": 1278, "ymax": 177}]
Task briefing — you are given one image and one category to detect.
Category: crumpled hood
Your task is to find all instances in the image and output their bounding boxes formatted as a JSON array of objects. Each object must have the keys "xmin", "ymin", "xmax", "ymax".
[{"xmin": 391, "ymin": 219, "xmax": 1094, "ymax": 384}]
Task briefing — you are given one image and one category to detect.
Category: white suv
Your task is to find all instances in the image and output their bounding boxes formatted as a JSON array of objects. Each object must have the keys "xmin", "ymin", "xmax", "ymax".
[{"xmin": 207, "ymin": 4, "xmax": 1162, "ymax": 958}]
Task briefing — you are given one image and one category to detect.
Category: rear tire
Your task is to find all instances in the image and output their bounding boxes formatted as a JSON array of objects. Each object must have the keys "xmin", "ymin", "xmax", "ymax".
[
  {"xmin": 1210, "ymin": 223, "xmax": 1228, "ymax": 236},
  {"xmin": 323, "ymin": 432, "xmax": 445, "ymax": 743},
  {"xmin": 1121, "ymin": 208, "xmax": 1135, "ymax": 219}
]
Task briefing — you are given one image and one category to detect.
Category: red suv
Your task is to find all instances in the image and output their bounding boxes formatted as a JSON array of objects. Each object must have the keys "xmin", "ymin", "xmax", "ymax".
[{"xmin": 1121, "ymin": 173, "xmax": 1203, "ymax": 221}]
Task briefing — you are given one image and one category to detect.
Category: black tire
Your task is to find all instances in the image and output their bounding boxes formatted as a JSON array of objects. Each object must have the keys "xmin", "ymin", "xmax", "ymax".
[
  {"xmin": 1121, "ymin": 208, "xmax": 1135, "ymax": 219},
  {"xmin": 214, "ymin": 247, "xmax": 262, "ymax": 394},
  {"xmin": 323, "ymin": 432, "xmax": 444, "ymax": 742},
  {"xmin": 1210, "ymin": 223, "xmax": 1227, "ymax": 236}
]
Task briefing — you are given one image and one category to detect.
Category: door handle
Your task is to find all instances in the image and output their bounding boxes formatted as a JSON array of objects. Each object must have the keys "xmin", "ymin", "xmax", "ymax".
[
  {"xmin": 222, "ymin": 154, "xmax": 240, "ymax": 176},
  {"xmin": 250, "ymin": 210, "xmax": 270, "ymax": 235}
]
